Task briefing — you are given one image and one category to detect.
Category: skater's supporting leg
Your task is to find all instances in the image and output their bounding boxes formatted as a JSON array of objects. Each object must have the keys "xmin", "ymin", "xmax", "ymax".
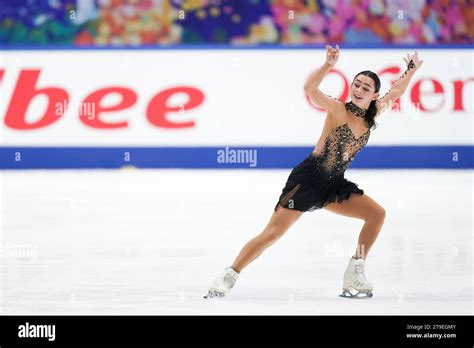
[
  {"xmin": 324, "ymin": 193, "xmax": 386, "ymax": 259},
  {"xmin": 231, "ymin": 206, "xmax": 303, "ymax": 272}
]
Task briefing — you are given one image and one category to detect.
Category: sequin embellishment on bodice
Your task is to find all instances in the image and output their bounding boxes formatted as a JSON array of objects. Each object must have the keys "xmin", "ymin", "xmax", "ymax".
[{"xmin": 312, "ymin": 123, "xmax": 371, "ymax": 180}]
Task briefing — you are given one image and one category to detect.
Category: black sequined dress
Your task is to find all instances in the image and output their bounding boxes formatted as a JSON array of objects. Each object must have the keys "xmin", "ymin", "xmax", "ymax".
[{"xmin": 275, "ymin": 121, "xmax": 371, "ymax": 212}]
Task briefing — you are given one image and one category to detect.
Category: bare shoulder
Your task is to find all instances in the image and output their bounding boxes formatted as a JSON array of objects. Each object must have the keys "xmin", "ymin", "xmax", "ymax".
[
  {"xmin": 325, "ymin": 94, "xmax": 346, "ymax": 110},
  {"xmin": 306, "ymin": 90, "xmax": 346, "ymax": 115}
]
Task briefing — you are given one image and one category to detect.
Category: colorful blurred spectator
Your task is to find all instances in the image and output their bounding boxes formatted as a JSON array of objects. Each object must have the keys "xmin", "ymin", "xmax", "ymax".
[{"xmin": 0, "ymin": 0, "xmax": 472, "ymax": 46}]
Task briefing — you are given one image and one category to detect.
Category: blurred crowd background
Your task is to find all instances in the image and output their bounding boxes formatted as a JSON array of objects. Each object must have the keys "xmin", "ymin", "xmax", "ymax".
[{"xmin": 0, "ymin": 0, "xmax": 472, "ymax": 46}]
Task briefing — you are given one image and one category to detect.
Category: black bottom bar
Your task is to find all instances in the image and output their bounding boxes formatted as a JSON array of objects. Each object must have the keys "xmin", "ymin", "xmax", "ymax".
[{"xmin": 0, "ymin": 315, "xmax": 472, "ymax": 346}]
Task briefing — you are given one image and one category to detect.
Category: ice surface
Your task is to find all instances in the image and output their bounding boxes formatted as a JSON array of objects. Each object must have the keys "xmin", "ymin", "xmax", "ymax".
[{"xmin": 0, "ymin": 169, "xmax": 472, "ymax": 315}]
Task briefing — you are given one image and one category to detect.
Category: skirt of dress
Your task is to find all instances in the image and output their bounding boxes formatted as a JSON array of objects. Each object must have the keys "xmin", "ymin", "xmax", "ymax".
[{"xmin": 274, "ymin": 153, "xmax": 364, "ymax": 213}]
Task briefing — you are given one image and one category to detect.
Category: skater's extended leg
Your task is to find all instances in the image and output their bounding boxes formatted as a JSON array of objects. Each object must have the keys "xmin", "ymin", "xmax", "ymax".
[
  {"xmin": 324, "ymin": 193, "xmax": 386, "ymax": 259},
  {"xmin": 204, "ymin": 205, "xmax": 303, "ymax": 299},
  {"xmin": 231, "ymin": 205, "xmax": 303, "ymax": 272}
]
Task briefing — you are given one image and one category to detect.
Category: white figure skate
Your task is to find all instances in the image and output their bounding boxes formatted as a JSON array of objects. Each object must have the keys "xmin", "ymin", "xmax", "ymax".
[
  {"xmin": 339, "ymin": 257, "xmax": 373, "ymax": 299},
  {"xmin": 204, "ymin": 267, "xmax": 239, "ymax": 299}
]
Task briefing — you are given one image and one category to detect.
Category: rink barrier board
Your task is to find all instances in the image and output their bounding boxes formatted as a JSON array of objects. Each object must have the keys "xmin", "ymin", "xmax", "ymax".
[
  {"xmin": 1, "ymin": 49, "xmax": 472, "ymax": 146},
  {"xmin": 0, "ymin": 146, "xmax": 472, "ymax": 169}
]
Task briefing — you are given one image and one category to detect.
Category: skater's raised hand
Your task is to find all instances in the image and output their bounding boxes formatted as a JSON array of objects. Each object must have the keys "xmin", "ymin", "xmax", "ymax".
[
  {"xmin": 303, "ymin": 43, "xmax": 343, "ymax": 113},
  {"xmin": 403, "ymin": 51, "xmax": 423, "ymax": 71},
  {"xmin": 375, "ymin": 51, "xmax": 423, "ymax": 117},
  {"xmin": 325, "ymin": 44, "xmax": 339, "ymax": 66}
]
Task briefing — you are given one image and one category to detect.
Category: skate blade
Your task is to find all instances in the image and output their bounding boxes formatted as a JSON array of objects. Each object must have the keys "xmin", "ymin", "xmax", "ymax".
[
  {"xmin": 203, "ymin": 291, "xmax": 225, "ymax": 299},
  {"xmin": 339, "ymin": 288, "xmax": 373, "ymax": 299}
]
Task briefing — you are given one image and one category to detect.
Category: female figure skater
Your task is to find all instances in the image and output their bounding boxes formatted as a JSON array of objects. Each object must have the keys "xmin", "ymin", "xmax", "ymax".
[{"xmin": 205, "ymin": 45, "xmax": 423, "ymax": 299}]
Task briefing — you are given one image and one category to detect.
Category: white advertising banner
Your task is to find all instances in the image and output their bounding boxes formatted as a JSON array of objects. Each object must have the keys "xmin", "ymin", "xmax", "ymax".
[{"xmin": 0, "ymin": 49, "xmax": 472, "ymax": 146}]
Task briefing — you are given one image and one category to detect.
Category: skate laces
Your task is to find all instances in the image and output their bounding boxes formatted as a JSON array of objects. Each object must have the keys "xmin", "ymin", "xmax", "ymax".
[
  {"xmin": 223, "ymin": 273, "xmax": 236, "ymax": 287},
  {"xmin": 354, "ymin": 264, "xmax": 367, "ymax": 281}
]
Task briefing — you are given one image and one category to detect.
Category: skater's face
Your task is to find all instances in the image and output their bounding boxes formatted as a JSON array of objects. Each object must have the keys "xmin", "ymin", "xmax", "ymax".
[{"xmin": 350, "ymin": 75, "xmax": 379, "ymax": 108}]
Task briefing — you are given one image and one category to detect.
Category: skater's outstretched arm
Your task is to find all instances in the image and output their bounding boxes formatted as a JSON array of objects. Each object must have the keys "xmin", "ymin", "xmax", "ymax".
[
  {"xmin": 304, "ymin": 44, "xmax": 344, "ymax": 113},
  {"xmin": 375, "ymin": 52, "xmax": 424, "ymax": 116}
]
